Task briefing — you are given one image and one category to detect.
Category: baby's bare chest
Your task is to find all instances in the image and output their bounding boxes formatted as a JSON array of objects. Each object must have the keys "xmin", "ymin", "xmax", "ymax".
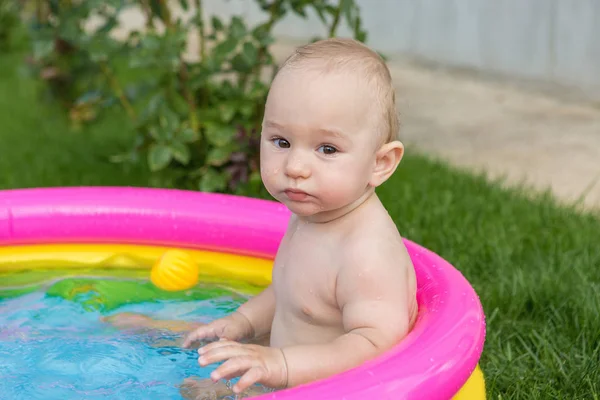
[{"xmin": 271, "ymin": 233, "xmax": 341, "ymax": 321}]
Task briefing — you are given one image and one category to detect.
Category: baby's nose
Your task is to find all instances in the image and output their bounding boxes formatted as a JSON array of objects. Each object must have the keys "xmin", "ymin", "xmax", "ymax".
[{"xmin": 284, "ymin": 154, "xmax": 311, "ymax": 179}]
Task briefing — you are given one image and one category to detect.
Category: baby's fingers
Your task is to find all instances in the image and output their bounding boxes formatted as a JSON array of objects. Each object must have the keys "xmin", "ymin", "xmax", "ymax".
[
  {"xmin": 198, "ymin": 341, "xmax": 246, "ymax": 366},
  {"xmin": 197, "ymin": 338, "xmax": 238, "ymax": 355},
  {"xmin": 233, "ymin": 366, "xmax": 265, "ymax": 394},
  {"xmin": 210, "ymin": 356, "xmax": 259, "ymax": 383},
  {"xmin": 183, "ymin": 327, "xmax": 215, "ymax": 348}
]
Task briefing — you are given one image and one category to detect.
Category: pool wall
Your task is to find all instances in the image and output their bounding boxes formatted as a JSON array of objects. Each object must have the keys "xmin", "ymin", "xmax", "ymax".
[{"xmin": 0, "ymin": 187, "xmax": 486, "ymax": 400}]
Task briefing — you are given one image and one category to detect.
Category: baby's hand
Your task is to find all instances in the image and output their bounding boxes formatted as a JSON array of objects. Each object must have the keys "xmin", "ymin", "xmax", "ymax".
[
  {"xmin": 198, "ymin": 340, "xmax": 288, "ymax": 394},
  {"xmin": 101, "ymin": 312, "xmax": 154, "ymax": 329},
  {"xmin": 182, "ymin": 312, "xmax": 254, "ymax": 348}
]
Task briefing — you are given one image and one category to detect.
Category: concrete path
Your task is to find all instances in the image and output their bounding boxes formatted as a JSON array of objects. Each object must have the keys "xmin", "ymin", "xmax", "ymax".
[{"xmin": 388, "ymin": 56, "xmax": 600, "ymax": 211}]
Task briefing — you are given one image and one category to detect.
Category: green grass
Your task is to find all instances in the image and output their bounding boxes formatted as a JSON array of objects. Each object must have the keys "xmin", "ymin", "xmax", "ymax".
[
  {"xmin": 0, "ymin": 50, "xmax": 151, "ymax": 189},
  {"xmin": 1, "ymin": 45, "xmax": 600, "ymax": 399},
  {"xmin": 380, "ymin": 159, "xmax": 600, "ymax": 399}
]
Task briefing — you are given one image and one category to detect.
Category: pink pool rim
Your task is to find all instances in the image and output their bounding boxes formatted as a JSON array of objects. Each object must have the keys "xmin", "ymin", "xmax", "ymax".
[{"xmin": 0, "ymin": 186, "xmax": 486, "ymax": 399}]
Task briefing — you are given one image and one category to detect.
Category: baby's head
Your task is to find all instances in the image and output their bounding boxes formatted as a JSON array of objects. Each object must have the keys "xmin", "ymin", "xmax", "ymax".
[{"xmin": 260, "ymin": 38, "xmax": 404, "ymax": 220}]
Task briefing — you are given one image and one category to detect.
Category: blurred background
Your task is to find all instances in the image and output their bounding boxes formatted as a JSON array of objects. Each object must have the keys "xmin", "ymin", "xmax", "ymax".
[{"xmin": 0, "ymin": 1, "xmax": 599, "ymax": 398}]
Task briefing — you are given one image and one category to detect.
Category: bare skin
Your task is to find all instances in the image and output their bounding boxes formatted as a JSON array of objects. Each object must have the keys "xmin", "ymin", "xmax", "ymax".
[{"xmin": 105, "ymin": 41, "xmax": 418, "ymax": 399}]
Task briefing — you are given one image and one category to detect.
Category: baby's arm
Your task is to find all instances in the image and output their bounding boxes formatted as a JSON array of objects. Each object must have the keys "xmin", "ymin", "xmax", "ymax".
[
  {"xmin": 279, "ymin": 247, "xmax": 413, "ymax": 387},
  {"xmin": 236, "ymin": 283, "xmax": 276, "ymax": 340},
  {"xmin": 183, "ymin": 284, "xmax": 276, "ymax": 347},
  {"xmin": 199, "ymin": 246, "xmax": 415, "ymax": 392}
]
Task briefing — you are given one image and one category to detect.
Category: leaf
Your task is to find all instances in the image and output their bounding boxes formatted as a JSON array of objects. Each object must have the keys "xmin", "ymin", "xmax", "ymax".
[
  {"xmin": 198, "ymin": 168, "xmax": 228, "ymax": 192},
  {"xmin": 96, "ymin": 15, "xmax": 118, "ymax": 35},
  {"xmin": 229, "ymin": 16, "xmax": 246, "ymax": 39},
  {"xmin": 147, "ymin": 93, "xmax": 165, "ymax": 112},
  {"xmin": 74, "ymin": 91, "xmax": 102, "ymax": 106},
  {"xmin": 204, "ymin": 122, "xmax": 237, "ymax": 146},
  {"xmin": 356, "ymin": 29, "xmax": 367, "ymax": 43},
  {"xmin": 178, "ymin": 0, "xmax": 189, "ymax": 11},
  {"xmin": 171, "ymin": 91, "xmax": 190, "ymax": 116},
  {"xmin": 220, "ymin": 103, "xmax": 237, "ymax": 122},
  {"xmin": 211, "ymin": 16, "xmax": 224, "ymax": 32},
  {"xmin": 249, "ymin": 170, "xmax": 262, "ymax": 185},
  {"xmin": 251, "ymin": 24, "xmax": 274, "ymax": 47},
  {"xmin": 240, "ymin": 103, "xmax": 254, "ymax": 118},
  {"xmin": 129, "ymin": 53, "xmax": 155, "ymax": 69},
  {"xmin": 160, "ymin": 106, "xmax": 181, "ymax": 132},
  {"xmin": 148, "ymin": 144, "xmax": 173, "ymax": 171},
  {"xmin": 231, "ymin": 53, "xmax": 252, "ymax": 73},
  {"xmin": 290, "ymin": 2, "xmax": 307, "ymax": 18},
  {"xmin": 179, "ymin": 127, "xmax": 200, "ymax": 143},
  {"xmin": 169, "ymin": 141, "xmax": 191, "ymax": 165},
  {"xmin": 340, "ymin": 0, "xmax": 354, "ymax": 21},
  {"xmin": 242, "ymin": 42, "xmax": 258, "ymax": 65},
  {"xmin": 206, "ymin": 144, "xmax": 235, "ymax": 166},
  {"xmin": 138, "ymin": 92, "xmax": 165, "ymax": 126},
  {"xmin": 140, "ymin": 34, "xmax": 161, "ymax": 52},
  {"xmin": 32, "ymin": 39, "xmax": 54, "ymax": 61},
  {"xmin": 312, "ymin": 4, "xmax": 328, "ymax": 25},
  {"xmin": 148, "ymin": 126, "xmax": 172, "ymax": 142},
  {"xmin": 212, "ymin": 36, "xmax": 238, "ymax": 61}
]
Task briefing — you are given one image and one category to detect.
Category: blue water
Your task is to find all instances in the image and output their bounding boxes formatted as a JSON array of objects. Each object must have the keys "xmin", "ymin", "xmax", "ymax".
[{"xmin": 0, "ymin": 288, "xmax": 247, "ymax": 399}]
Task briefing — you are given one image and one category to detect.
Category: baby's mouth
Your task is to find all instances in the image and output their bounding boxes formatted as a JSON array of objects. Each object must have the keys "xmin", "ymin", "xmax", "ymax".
[{"xmin": 283, "ymin": 189, "xmax": 310, "ymax": 201}]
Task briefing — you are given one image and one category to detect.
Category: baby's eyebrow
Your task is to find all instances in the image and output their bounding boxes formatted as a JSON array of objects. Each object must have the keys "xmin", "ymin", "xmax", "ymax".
[
  {"xmin": 263, "ymin": 120, "xmax": 284, "ymax": 131},
  {"xmin": 317, "ymin": 127, "xmax": 346, "ymax": 139},
  {"xmin": 264, "ymin": 120, "xmax": 349, "ymax": 142}
]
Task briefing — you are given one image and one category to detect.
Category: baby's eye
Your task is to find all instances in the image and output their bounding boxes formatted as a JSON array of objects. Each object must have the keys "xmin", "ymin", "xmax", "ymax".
[
  {"xmin": 273, "ymin": 138, "xmax": 290, "ymax": 148},
  {"xmin": 318, "ymin": 145, "xmax": 337, "ymax": 155}
]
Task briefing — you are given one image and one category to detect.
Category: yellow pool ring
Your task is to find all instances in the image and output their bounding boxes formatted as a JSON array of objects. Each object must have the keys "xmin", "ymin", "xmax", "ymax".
[{"xmin": 454, "ymin": 364, "xmax": 486, "ymax": 399}]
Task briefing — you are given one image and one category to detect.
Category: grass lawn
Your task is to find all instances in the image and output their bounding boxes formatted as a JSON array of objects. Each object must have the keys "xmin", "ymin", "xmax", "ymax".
[
  {"xmin": 0, "ymin": 50, "xmax": 150, "ymax": 189},
  {"xmin": 1, "ymin": 45, "xmax": 599, "ymax": 399}
]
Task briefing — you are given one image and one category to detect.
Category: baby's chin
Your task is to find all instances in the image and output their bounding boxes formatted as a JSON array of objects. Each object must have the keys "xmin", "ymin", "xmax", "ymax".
[
  {"xmin": 277, "ymin": 197, "xmax": 326, "ymax": 217},
  {"xmin": 281, "ymin": 199, "xmax": 354, "ymax": 221}
]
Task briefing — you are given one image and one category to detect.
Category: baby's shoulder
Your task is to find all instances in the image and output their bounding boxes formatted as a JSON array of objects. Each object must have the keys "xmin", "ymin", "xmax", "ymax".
[{"xmin": 341, "ymin": 223, "xmax": 409, "ymax": 269}]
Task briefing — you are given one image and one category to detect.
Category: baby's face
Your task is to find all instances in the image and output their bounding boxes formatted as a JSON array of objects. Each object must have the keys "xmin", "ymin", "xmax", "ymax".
[{"xmin": 260, "ymin": 67, "xmax": 380, "ymax": 218}]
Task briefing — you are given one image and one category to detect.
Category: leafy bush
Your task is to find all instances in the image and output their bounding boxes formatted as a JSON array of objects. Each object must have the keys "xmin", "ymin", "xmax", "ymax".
[
  {"xmin": 25, "ymin": 0, "xmax": 367, "ymax": 196},
  {"xmin": 0, "ymin": 0, "xmax": 22, "ymax": 50}
]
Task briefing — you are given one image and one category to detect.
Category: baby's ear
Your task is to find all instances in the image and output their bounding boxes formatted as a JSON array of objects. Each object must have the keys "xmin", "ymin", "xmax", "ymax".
[{"xmin": 369, "ymin": 140, "xmax": 404, "ymax": 187}]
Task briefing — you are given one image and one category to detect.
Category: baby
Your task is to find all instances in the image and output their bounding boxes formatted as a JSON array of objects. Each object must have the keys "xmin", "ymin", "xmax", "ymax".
[{"xmin": 106, "ymin": 37, "xmax": 418, "ymax": 398}]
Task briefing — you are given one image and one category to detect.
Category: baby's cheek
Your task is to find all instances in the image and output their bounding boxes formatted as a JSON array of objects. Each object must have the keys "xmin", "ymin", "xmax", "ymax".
[
  {"xmin": 321, "ymin": 170, "xmax": 359, "ymax": 203},
  {"xmin": 260, "ymin": 157, "xmax": 278, "ymax": 182}
]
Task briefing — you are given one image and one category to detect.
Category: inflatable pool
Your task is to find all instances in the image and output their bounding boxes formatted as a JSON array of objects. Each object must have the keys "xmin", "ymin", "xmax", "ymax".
[{"xmin": 0, "ymin": 187, "xmax": 486, "ymax": 399}]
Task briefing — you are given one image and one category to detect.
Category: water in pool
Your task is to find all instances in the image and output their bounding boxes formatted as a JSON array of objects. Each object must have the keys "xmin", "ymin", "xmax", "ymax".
[{"xmin": 0, "ymin": 276, "xmax": 266, "ymax": 399}]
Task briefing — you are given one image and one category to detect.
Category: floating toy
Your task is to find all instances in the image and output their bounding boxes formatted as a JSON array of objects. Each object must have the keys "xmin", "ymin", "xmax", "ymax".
[{"xmin": 151, "ymin": 249, "xmax": 199, "ymax": 291}]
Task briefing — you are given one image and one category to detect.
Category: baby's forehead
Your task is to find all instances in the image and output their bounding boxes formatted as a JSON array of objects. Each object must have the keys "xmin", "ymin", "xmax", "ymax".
[
  {"xmin": 274, "ymin": 63, "xmax": 376, "ymax": 102},
  {"xmin": 267, "ymin": 69, "xmax": 382, "ymax": 139},
  {"xmin": 269, "ymin": 39, "xmax": 397, "ymax": 143}
]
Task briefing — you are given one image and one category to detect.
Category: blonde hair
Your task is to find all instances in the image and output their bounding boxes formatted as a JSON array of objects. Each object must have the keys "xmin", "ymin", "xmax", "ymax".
[{"xmin": 276, "ymin": 37, "xmax": 400, "ymax": 143}]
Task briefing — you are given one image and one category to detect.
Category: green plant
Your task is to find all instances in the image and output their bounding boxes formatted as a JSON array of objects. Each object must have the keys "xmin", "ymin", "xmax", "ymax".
[
  {"xmin": 25, "ymin": 0, "xmax": 367, "ymax": 196},
  {"xmin": 0, "ymin": 0, "xmax": 22, "ymax": 50}
]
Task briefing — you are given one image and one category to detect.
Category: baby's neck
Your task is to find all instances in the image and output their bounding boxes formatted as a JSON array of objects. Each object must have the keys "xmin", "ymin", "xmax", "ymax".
[{"xmin": 300, "ymin": 188, "xmax": 376, "ymax": 224}]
